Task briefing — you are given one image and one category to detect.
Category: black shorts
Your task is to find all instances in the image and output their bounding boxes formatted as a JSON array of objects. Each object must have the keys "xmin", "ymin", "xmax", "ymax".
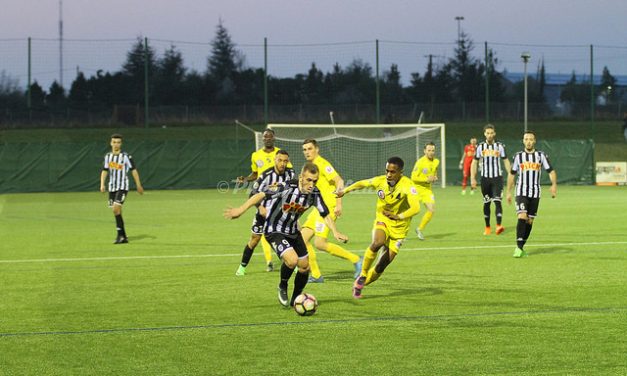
[
  {"xmin": 251, "ymin": 212, "xmax": 265, "ymax": 235},
  {"xmin": 265, "ymin": 232, "xmax": 309, "ymax": 259},
  {"xmin": 108, "ymin": 190, "xmax": 128, "ymax": 207},
  {"xmin": 515, "ymin": 196, "xmax": 540, "ymax": 217},
  {"xmin": 480, "ymin": 177, "xmax": 504, "ymax": 203}
]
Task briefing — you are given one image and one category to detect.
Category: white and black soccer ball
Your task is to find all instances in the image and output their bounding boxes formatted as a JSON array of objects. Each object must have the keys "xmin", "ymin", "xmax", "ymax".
[{"xmin": 293, "ymin": 293, "xmax": 318, "ymax": 316}]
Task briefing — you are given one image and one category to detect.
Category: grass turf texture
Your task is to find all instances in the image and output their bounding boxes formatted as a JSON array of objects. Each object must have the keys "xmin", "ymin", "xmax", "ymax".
[{"xmin": 0, "ymin": 186, "xmax": 626, "ymax": 375}]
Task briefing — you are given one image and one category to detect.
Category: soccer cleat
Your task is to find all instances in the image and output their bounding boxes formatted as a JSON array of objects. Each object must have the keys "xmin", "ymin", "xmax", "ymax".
[
  {"xmin": 308, "ymin": 275, "xmax": 325, "ymax": 283},
  {"xmin": 483, "ymin": 227, "xmax": 491, "ymax": 236},
  {"xmin": 513, "ymin": 247, "xmax": 528, "ymax": 258},
  {"xmin": 353, "ymin": 257, "xmax": 363, "ymax": 279},
  {"xmin": 470, "ymin": 189, "xmax": 476, "ymax": 195},
  {"xmin": 352, "ymin": 276, "xmax": 366, "ymax": 299},
  {"xmin": 235, "ymin": 265, "xmax": 246, "ymax": 276},
  {"xmin": 461, "ymin": 190, "xmax": 467, "ymax": 195},
  {"xmin": 114, "ymin": 236, "xmax": 128, "ymax": 244},
  {"xmin": 495, "ymin": 225, "xmax": 505, "ymax": 235},
  {"xmin": 415, "ymin": 228, "xmax": 425, "ymax": 240},
  {"xmin": 266, "ymin": 262, "xmax": 274, "ymax": 272},
  {"xmin": 277, "ymin": 285, "xmax": 289, "ymax": 307}
]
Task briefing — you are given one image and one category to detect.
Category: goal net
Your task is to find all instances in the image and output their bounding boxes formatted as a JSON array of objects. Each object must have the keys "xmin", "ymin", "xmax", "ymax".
[{"xmin": 255, "ymin": 123, "xmax": 446, "ymax": 187}]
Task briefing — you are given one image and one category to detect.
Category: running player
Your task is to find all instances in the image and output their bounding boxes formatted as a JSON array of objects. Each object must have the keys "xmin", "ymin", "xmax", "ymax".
[
  {"xmin": 225, "ymin": 162, "xmax": 348, "ymax": 307},
  {"xmin": 236, "ymin": 128, "xmax": 292, "ymax": 271},
  {"xmin": 100, "ymin": 134, "xmax": 144, "ymax": 244},
  {"xmin": 301, "ymin": 139, "xmax": 362, "ymax": 283},
  {"xmin": 506, "ymin": 131, "xmax": 557, "ymax": 257},
  {"xmin": 411, "ymin": 142, "xmax": 440, "ymax": 240},
  {"xmin": 235, "ymin": 150, "xmax": 294, "ymax": 276},
  {"xmin": 459, "ymin": 137, "xmax": 478, "ymax": 195},
  {"xmin": 337, "ymin": 157, "xmax": 421, "ymax": 299},
  {"xmin": 470, "ymin": 124, "xmax": 511, "ymax": 235}
]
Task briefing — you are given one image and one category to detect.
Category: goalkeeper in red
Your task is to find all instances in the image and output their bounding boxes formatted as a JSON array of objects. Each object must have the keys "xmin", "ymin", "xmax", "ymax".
[{"xmin": 337, "ymin": 157, "xmax": 421, "ymax": 299}]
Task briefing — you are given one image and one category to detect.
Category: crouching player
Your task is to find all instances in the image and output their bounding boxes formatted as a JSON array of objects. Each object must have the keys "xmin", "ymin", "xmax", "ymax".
[
  {"xmin": 225, "ymin": 162, "xmax": 348, "ymax": 307},
  {"xmin": 336, "ymin": 157, "xmax": 421, "ymax": 299}
]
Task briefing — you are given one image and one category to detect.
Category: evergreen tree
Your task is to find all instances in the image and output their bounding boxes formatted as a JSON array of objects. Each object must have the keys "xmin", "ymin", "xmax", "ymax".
[
  {"xmin": 121, "ymin": 36, "xmax": 158, "ymax": 104},
  {"xmin": 207, "ymin": 20, "xmax": 242, "ymax": 103},
  {"xmin": 599, "ymin": 66, "xmax": 617, "ymax": 104},
  {"xmin": 46, "ymin": 81, "xmax": 66, "ymax": 109}
]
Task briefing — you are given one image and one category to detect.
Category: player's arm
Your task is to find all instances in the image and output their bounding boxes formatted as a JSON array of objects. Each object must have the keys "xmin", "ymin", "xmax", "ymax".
[
  {"xmin": 410, "ymin": 161, "xmax": 428, "ymax": 183},
  {"xmin": 224, "ymin": 192, "xmax": 265, "ymax": 219},
  {"xmin": 336, "ymin": 178, "xmax": 372, "ymax": 198},
  {"xmin": 459, "ymin": 149, "xmax": 465, "ymax": 169},
  {"xmin": 383, "ymin": 186, "xmax": 421, "ymax": 220},
  {"xmin": 503, "ymin": 157, "xmax": 512, "ymax": 177},
  {"xmin": 548, "ymin": 170, "xmax": 557, "ymax": 198},
  {"xmin": 131, "ymin": 169, "xmax": 144, "ymax": 194},
  {"xmin": 323, "ymin": 215, "xmax": 348, "ymax": 243},
  {"xmin": 332, "ymin": 175, "xmax": 345, "ymax": 217},
  {"xmin": 236, "ymin": 171, "xmax": 258, "ymax": 183},
  {"xmin": 506, "ymin": 171, "xmax": 516, "ymax": 205},
  {"xmin": 100, "ymin": 170, "xmax": 108, "ymax": 193},
  {"xmin": 470, "ymin": 159, "xmax": 478, "ymax": 188}
]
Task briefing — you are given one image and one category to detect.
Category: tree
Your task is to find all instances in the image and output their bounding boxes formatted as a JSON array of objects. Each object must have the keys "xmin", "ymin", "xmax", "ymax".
[
  {"xmin": 599, "ymin": 66, "xmax": 617, "ymax": 104},
  {"xmin": 47, "ymin": 81, "xmax": 66, "ymax": 109},
  {"xmin": 208, "ymin": 20, "xmax": 243, "ymax": 103},
  {"xmin": 154, "ymin": 45, "xmax": 187, "ymax": 105},
  {"xmin": 381, "ymin": 64, "xmax": 406, "ymax": 105},
  {"xmin": 448, "ymin": 32, "xmax": 485, "ymax": 103},
  {"xmin": 28, "ymin": 81, "xmax": 46, "ymax": 108},
  {"xmin": 69, "ymin": 72, "xmax": 90, "ymax": 108},
  {"xmin": 121, "ymin": 36, "xmax": 158, "ymax": 104}
]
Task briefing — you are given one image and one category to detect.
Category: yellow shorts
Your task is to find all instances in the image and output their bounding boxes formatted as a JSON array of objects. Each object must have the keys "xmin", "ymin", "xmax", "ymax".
[
  {"xmin": 372, "ymin": 219, "xmax": 408, "ymax": 254},
  {"xmin": 302, "ymin": 209, "xmax": 337, "ymax": 238},
  {"xmin": 416, "ymin": 186, "xmax": 435, "ymax": 204}
]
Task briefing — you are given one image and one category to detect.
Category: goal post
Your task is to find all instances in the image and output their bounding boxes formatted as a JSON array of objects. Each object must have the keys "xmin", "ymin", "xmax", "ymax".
[{"xmin": 255, "ymin": 123, "xmax": 447, "ymax": 188}]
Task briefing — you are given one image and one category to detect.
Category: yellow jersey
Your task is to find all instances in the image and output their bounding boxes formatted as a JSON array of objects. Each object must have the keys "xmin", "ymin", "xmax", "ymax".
[
  {"xmin": 312, "ymin": 155, "xmax": 339, "ymax": 208},
  {"xmin": 250, "ymin": 147, "xmax": 292, "ymax": 175},
  {"xmin": 345, "ymin": 175, "xmax": 420, "ymax": 229},
  {"xmin": 411, "ymin": 156, "xmax": 440, "ymax": 190}
]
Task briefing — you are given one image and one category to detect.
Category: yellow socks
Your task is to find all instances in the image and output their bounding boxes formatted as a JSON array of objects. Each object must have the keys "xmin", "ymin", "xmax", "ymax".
[
  {"xmin": 260, "ymin": 235, "xmax": 273, "ymax": 264},
  {"xmin": 360, "ymin": 247, "xmax": 378, "ymax": 277},
  {"xmin": 418, "ymin": 211, "xmax": 433, "ymax": 231},
  {"xmin": 365, "ymin": 268, "xmax": 380, "ymax": 285},
  {"xmin": 326, "ymin": 243, "xmax": 360, "ymax": 264},
  {"xmin": 307, "ymin": 243, "xmax": 322, "ymax": 279}
]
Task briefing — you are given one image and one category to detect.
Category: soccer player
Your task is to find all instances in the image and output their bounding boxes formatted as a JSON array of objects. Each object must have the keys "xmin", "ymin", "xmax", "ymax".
[
  {"xmin": 459, "ymin": 137, "xmax": 478, "ymax": 195},
  {"xmin": 506, "ymin": 131, "xmax": 557, "ymax": 258},
  {"xmin": 301, "ymin": 139, "xmax": 362, "ymax": 283},
  {"xmin": 236, "ymin": 128, "xmax": 292, "ymax": 272},
  {"xmin": 235, "ymin": 150, "xmax": 294, "ymax": 276},
  {"xmin": 337, "ymin": 157, "xmax": 421, "ymax": 299},
  {"xmin": 470, "ymin": 124, "xmax": 511, "ymax": 236},
  {"xmin": 225, "ymin": 162, "xmax": 349, "ymax": 307},
  {"xmin": 411, "ymin": 142, "xmax": 440, "ymax": 240},
  {"xmin": 100, "ymin": 134, "xmax": 144, "ymax": 244}
]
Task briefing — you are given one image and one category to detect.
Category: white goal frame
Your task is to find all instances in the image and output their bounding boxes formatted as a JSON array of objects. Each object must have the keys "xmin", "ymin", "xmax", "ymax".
[{"xmin": 258, "ymin": 123, "xmax": 447, "ymax": 188}]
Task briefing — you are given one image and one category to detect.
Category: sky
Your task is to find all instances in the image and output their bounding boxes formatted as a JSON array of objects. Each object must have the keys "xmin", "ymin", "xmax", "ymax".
[{"xmin": 2, "ymin": 0, "xmax": 627, "ymax": 89}]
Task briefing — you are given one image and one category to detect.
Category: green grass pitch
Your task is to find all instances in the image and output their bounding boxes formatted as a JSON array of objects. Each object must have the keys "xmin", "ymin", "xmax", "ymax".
[{"xmin": 1, "ymin": 186, "xmax": 626, "ymax": 375}]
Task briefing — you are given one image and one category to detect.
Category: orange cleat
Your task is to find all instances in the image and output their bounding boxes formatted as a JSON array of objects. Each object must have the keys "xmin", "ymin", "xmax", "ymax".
[
  {"xmin": 495, "ymin": 225, "xmax": 505, "ymax": 235},
  {"xmin": 483, "ymin": 227, "xmax": 491, "ymax": 235}
]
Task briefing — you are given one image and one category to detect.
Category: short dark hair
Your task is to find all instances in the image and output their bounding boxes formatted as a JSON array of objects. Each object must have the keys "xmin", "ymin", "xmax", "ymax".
[
  {"xmin": 276, "ymin": 149, "xmax": 289, "ymax": 157},
  {"xmin": 263, "ymin": 128, "xmax": 275, "ymax": 135},
  {"xmin": 523, "ymin": 130, "xmax": 536, "ymax": 138},
  {"xmin": 387, "ymin": 156, "xmax": 404, "ymax": 170},
  {"xmin": 484, "ymin": 124, "xmax": 495, "ymax": 131},
  {"xmin": 424, "ymin": 141, "xmax": 436, "ymax": 149},
  {"xmin": 301, "ymin": 161, "xmax": 319, "ymax": 175},
  {"xmin": 111, "ymin": 133, "xmax": 123, "ymax": 140},
  {"xmin": 303, "ymin": 138, "xmax": 318, "ymax": 147}
]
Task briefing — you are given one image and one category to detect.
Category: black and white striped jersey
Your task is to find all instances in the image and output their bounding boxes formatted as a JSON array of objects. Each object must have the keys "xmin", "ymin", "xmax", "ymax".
[
  {"xmin": 103, "ymin": 152, "xmax": 136, "ymax": 192},
  {"xmin": 263, "ymin": 180, "xmax": 329, "ymax": 236},
  {"xmin": 250, "ymin": 167, "xmax": 296, "ymax": 208},
  {"xmin": 475, "ymin": 141, "xmax": 508, "ymax": 178},
  {"xmin": 511, "ymin": 150, "xmax": 554, "ymax": 198}
]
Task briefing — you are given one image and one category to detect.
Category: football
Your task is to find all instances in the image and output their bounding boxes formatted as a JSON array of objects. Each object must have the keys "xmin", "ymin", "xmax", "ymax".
[{"xmin": 293, "ymin": 293, "xmax": 318, "ymax": 316}]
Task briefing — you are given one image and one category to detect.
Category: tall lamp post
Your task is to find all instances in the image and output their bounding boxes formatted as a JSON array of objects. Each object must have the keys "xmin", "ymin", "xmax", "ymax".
[
  {"xmin": 455, "ymin": 16, "xmax": 464, "ymax": 44},
  {"xmin": 521, "ymin": 52, "xmax": 531, "ymax": 132}
]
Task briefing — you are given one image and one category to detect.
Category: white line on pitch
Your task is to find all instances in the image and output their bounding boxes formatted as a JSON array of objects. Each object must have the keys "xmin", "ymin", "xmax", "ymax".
[{"xmin": 0, "ymin": 241, "xmax": 625, "ymax": 265}]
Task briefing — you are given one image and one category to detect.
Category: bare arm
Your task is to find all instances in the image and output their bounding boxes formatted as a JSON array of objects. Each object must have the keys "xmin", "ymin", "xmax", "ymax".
[
  {"xmin": 548, "ymin": 170, "xmax": 557, "ymax": 198},
  {"xmin": 131, "ymin": 169, "xmax": 144, "ymax": 194},
  {"xmin": 506, "ymin": 172, "xmax": 516, "ymax": 204},
  {"xmin": 236, "ymin": 171, "xmax": 258, "ymax": 183},
  {"xmin": 470, "ymin": 159, "xmax": 478, "ymax": 187},
  {"xmin": 336, "ymin": 179, "xmax": 371, "ymax": 198},
  {"xmin": 323, "ymin": 215, "xmax": 348, "ymax": 243},
  {"xmin": 100, "ymin": 170, "xmax": 108, "ymax": 193},
  {"xmin": 503, "ymin": 158, "xmax": 512, "ymax": 178},
  {"xmin": 332, "ymin": 175, "xmax": 345, "ymax": 217},
  {"xmin": 224, "ymin": 192, "xmax": 265, "ymax": 219}
]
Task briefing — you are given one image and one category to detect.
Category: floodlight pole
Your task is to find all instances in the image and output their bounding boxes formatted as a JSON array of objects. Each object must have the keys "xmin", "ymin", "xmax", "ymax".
[
  {"xmin": 521, "ymin": 52, "xmax": 530, "ymax": 133},
  {"xmin": 455, "ymin": 16, "xmax": 464, "ymax": 45}
]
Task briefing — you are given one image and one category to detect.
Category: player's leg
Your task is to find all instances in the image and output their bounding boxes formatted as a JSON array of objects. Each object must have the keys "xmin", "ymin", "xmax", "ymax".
[
  {"xmin": 494, "ymin": 178, "xmax": 505, "ymax": 234},
  {"xmin": 290, "ymin": 234, "xmax": 311, "ymax": 306},
  {"xmin": 354, "ymin": 224, "xmax": 387, "ymax": 298},
  {"xmin": 260, "ymin": 236, "xmax": 274, "ymax": 271},
  {"xmin": 268, "ymin": 234, "xmax": 298, "ymax": 307},
  {"xmin": 514, "ymin": 196, "xmax": 530, "ymax": 258},
  {"xmin": 481, "ymin": 179, "xmax": 492, "ymax": 235},
  {"xmin": 111, "ymin": 190, "xmax": 128, "ymax": 244},
  {"xmin": 522, "ymin": 198, "xmax": 539, "ymax": 251},
  {"xmin": 301, "ymin": 212, "xmax": 323, "ymax": 280},
  {"xmin": 415, "ymin": 188, "xmax": 433, "ymax": 240},
  {"xmin": 236, "ymin": 233, "xmax": 261, "ymax": 276},
  {"xmin": 461, "ymin": 162, "xmax": 470, "ymax": 194},
  {"xmin": 366, "ymin": 229, "xmax": 404, "ymax": 285},
  {"xmin": 464, "ymin": 162, "xmax": 475, "ymax": 194}
]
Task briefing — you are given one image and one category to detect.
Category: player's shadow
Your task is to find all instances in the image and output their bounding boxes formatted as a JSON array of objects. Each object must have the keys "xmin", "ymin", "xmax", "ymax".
[
  {"xmin": 130, "ymin": 234, "xmax": 158, "ymax": 241},
  {"xmin": 532, "ymin": 246, "xmax": 573, "ymax": 255},
  {"xmin": 420, "ymin": 232, "xmax": 456, "ymax": 240}
]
